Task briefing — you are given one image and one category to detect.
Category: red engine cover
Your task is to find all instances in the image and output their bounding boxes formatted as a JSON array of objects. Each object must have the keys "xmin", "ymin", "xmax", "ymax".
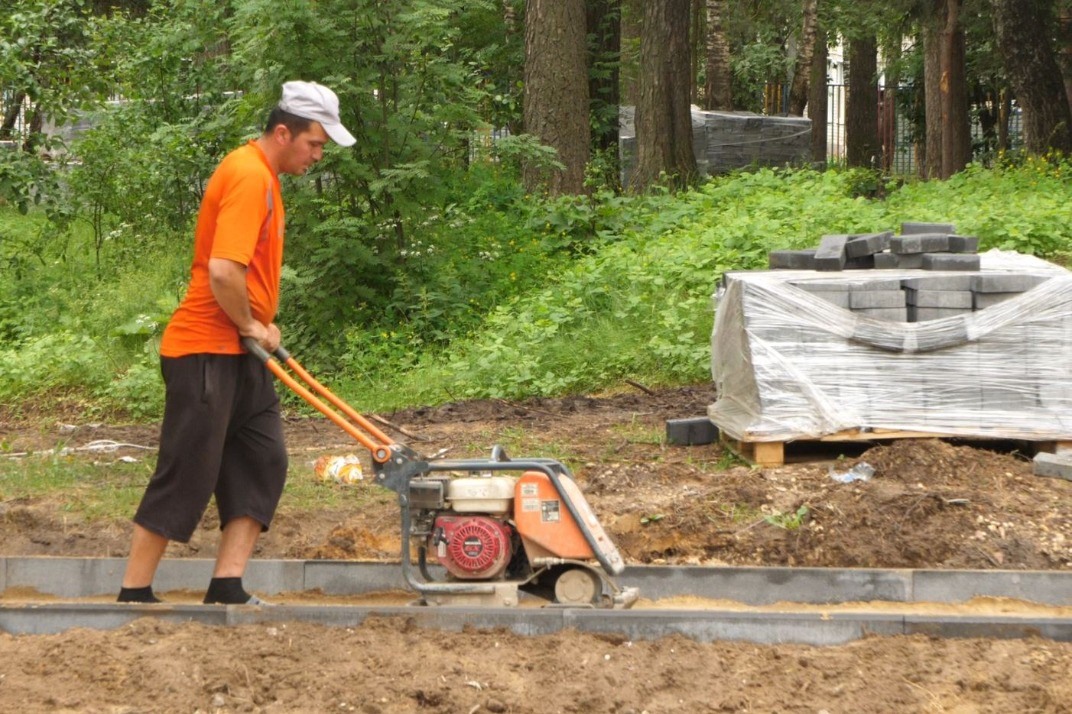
[{"xmin": 433, "ymin": 515, "xmax": 513, "ymax": 580}]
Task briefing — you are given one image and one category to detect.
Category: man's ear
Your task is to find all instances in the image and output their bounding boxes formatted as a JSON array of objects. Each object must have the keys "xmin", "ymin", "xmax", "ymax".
[{"xmin": 271, "ymin": 124, "xmax": 291, "ymax": 144}]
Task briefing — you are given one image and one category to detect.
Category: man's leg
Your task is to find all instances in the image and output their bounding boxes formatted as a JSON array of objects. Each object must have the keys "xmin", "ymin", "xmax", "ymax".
[
  {"xmin": 204, "ymin": 355, "xmax": 287, "ymax": 605},
  {"xmin": 203, "ymin": 515, "xmax": 266, "ymax": 604},
  {"xmin": 213, "ymin": 515, "xmax": 262, "ymax": 578},
  {"xmin": 119, "ymin": 355, "xmax": 236, "ymax": 603},
  {"xmin": 118, "ymin": 524, "xmax": 169, "ymax": 602}
]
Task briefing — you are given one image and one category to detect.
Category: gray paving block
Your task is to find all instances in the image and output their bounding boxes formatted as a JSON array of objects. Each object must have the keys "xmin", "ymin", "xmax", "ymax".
[
  {"xmin": 903, "ymin": 615, "xmax": 1072, "ymax": 642},
  {"xmin": 792, "ymin": 281, "xmax": 852, "ymax": 308},
  {"xmin": 621, "ymin": 566, "xmax": 912, "ymax": 604},
  {"xmin": 981, "ymin": 386, "xmax": 1033, "ymax": 412},
  {"xmin": 901, "ymin": 275, "xmax": 975, "ymax": 291},
  {"xmin": 897, "ymin": 253, "xmax": 924, "ymax": 269},
  {"xmin": 973, "ymin": 292, "xmax": 1020, "ymax": 309},
  {"xmin": 769, "ymin": 249, "xmax": 816, "ymax": 270},
  {"xmin": 844, "ymin": 255, "xmax": 876, "ymax": 270},
  {"xmin": 912, "ymin": 570, "xmax": 1072, "ymax": 605},
  {"xmin": 850, "ymin": 278, "xmax": 903, "ymax": 291},
  {"xmin": 806, "ymin": 291, "xmax": 850, "ymax": 308},
  {"xmin": 856, "ymin": 307, "xmax": 908, "ymax": 321},
  {"xmin": 909, "ymin": 306, "xmax": 973, "ymax": 322},
  {"xmin": 665, "ymin": 417, "xmax": 719, "ymax": 446},
  {"xmin": 901, "ymin": 221, "xmax": 956, "ymax": 235},
  {"xmin": 905, "ymin": 290, "xmax": 973, "ymax": 308},
  {"xmin": 814, "ymin": 234, "xmax": 849, "ymax": 271},
  {"xmin": 874, "ymin": 252, "xmax": 900, "ymax": 269},
  {"xmin": 891, "ymin": 234, "xmax": 950, "ymax": 254},
  {"xmin": 850, "ymin": 290, "xmax": 906, "ymax": 309},
  {"xmin": 846, "ymin": 231, "xmax": 892, "ymax": 258},
  {"xmin": 972, "ymin": 274, "xmax": 1049, "ymax": 293},
  {"xmin": 948, "ymin": 235, "xmax": 979, "ymax": 253},
  {"xmin": 914, "ymin": 319, "xmax": 970, "ymax": 350},
  {"xmin": 1033, "ymin": 452, "xmax": 1072, "ymax": 481},
  {"xmin": 922, "ymin": 253, "xmax": 981, "ymax": 271},
  {"xmin": 792, "ymin": 280, "xmax": 850, "ymax": 291}
]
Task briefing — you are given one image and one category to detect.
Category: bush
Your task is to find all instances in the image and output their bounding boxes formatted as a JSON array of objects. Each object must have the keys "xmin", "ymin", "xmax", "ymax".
[{"xmin": 6, "ymin": 160, "xmax": 1072, "ymax": 417}]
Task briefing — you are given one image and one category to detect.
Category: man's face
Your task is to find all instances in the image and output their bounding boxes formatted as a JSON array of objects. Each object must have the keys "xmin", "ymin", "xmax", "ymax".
[{"xmin": 280, "ymin": 122, "xmax": 329, "ymax": 175}]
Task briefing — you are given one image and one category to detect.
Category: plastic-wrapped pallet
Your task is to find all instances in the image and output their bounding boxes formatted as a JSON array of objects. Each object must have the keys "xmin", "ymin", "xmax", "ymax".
[
  {"xmin": 618, "ymin": 106, "xmax": 810, "ymax": 186},
  {"xmin": 708, "ymin": 250, "xmax": 1072, "ymax": 442}
]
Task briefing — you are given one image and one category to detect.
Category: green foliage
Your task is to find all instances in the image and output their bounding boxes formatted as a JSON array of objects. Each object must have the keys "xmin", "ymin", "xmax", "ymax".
[
  {"xmin": 218, "ymin": 0, "xmax": 515, "ymax": 361},
  {"xmin": 887, "ymin": 154, "xmax": 1072, "ymax": 255},
  {"xmin": 376, "ymin": 168, "xmax": 877, "ymax": 402},
  {"xmin": 0, "ymin": 149, "xmax": 62, "ymax": 216},
  {"xmin": 0, "ymin": 453, "xmax": 151, "ymax": 521},
  {"xmin": 6, "ymin": 154, "xmax": 1072, "ymax": 418},
  {"xmin": 0, "ymin": 332, "xmax": 108, "ymax": 404},
  {"xmin": 0, "ymin": 0, "xmax": 115, "ymax": 144},
  {"xmin": 348, "ymin": 161, "xmax": 1072, "ymax": 409},
  {"xmin": 764, "ymin": 505, "xmax": 810, "ymax": 531}
]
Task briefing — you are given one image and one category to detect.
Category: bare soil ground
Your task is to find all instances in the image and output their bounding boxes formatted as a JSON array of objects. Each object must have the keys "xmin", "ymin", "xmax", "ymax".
[{"xmin": 2, "ymin": 385, "xmax": 1072, "ymax": 712}]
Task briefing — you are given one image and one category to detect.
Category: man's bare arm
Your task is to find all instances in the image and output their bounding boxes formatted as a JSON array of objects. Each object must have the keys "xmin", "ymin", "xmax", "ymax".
[{"xmin": 208, "ymin": 257, "xmax": 280, "ymax": 350}]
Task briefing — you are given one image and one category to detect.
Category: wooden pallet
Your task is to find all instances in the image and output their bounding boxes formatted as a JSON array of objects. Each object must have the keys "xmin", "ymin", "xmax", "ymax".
[{"xmin": 719, "ymin": 429, "xmax": 1072, "ymax": 468}]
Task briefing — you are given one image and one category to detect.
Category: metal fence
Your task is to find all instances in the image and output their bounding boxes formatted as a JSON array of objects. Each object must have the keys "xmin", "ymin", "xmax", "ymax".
[
  {"xmin": 816, "ymin": 84, "xmax": 1023, "ymax": 175},
  {"xmin": 3, "ymin": 83, "xmax": 1027, "ymax": 176},
  {"xmin": 0, "ymin": 89, "xmax": 30, "ymax": 147}
]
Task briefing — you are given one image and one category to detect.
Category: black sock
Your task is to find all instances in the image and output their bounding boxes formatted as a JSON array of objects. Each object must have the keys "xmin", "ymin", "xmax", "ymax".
[
  {"xmin": 203, "ymin": 577, "xmax": 251, "ymax": 604},
  {"xmin": 118, "ymin": 586, "xmax": 161, "ymax": 603}
]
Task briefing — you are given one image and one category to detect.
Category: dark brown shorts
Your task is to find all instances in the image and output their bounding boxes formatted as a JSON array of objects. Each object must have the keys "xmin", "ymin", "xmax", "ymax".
[{"xmin": 133, "ymin": 354, "xmax": 288, "ymax": 543}]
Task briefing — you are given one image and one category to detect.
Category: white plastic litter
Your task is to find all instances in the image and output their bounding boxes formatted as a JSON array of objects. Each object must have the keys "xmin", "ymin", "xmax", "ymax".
[{"xmin": 829, "ymin": 462, "xmax": 874, "ymax": 483}]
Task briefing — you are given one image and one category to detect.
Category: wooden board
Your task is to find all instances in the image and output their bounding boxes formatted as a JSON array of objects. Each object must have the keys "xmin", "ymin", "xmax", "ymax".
[{"xmin": 720, "ymin": 430, "xmax": 1072, "ymax": 468}]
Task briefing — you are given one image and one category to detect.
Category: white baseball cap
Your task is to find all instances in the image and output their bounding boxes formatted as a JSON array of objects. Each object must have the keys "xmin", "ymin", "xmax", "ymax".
[{"xmin": 278, "ymin": 80, "xmax": 356, "ymax": 147}]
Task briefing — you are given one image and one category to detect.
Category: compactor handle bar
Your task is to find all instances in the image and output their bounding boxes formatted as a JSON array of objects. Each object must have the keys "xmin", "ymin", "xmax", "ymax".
[
  {"xmin": 241, "ymin": 337, "xmax": 395, "ymax": 464},
  {"xmin": 243, "ymin": 338, "xmax": 624, "ymax": 577}
]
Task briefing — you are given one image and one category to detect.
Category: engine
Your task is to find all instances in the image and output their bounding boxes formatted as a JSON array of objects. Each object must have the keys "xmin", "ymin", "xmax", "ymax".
[{"xmin": 432, "ymin": 515, "xmax": 514, "ymax": 580}]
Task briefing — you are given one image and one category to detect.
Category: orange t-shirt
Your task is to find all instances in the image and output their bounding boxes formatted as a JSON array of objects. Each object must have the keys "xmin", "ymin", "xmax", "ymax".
[{"xmin": 160, "ymin": 141, "xmax": 285, "ymax": 357}]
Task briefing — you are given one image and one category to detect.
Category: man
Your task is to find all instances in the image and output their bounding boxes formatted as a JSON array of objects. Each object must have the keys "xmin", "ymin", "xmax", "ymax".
[{"xmin": 117, "ymin": 81, "xmax": 356, "ymax": 605}]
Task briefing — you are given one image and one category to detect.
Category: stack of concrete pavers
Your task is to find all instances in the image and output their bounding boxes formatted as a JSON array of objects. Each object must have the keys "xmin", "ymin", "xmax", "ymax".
[
  {"xmin": 783, "ymin": 262, "xmax": 1049, "ymax": 324},
  {"xmin": 770, "ymin": 222, "xmax": 981, "ymax": 273},
  {"xmin": 708, "ymin": 248, "xmax": 1072, "ymax": 442},
  {"xmin": 794, "ymin": 278, "xmax": 907, "ymax": 321},
  {"xmin": 618, "ymin": 106, "xmax": 811, "ymax": 185},
  {"xmin": 769, "ymin": 221, "xmax": 1051, "ymax": 323},
  {"xmin": 703, "ymin": 112, "xmax": 811, "ymax": 174}
]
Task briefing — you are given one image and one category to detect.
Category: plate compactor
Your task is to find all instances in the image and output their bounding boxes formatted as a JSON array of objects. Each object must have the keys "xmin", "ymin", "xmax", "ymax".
[{"xmin": 244, "ymin": 339, "xmax": 638, "ymax": 609}]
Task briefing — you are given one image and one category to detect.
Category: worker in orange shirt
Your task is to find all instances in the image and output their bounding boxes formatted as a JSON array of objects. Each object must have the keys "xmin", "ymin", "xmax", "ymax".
[{"xmin": 117, "ymin": 82, "xmax": 356, "ymax": 605}]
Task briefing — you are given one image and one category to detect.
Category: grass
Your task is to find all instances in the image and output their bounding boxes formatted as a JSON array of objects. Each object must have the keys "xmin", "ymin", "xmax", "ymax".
[
  {"xmin": 607, "ymin": 420, "xmax": 664, "ymax": 446},
  {"xmin": 0, "ymin": 454, "xmax": 151, "ymax": 521},
  {"xmin": 0, "ymin": 451, "xmax": 395, "ymax": 524}
]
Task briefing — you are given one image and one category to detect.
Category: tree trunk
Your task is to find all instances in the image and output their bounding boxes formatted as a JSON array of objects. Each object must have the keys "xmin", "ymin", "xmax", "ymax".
[
  {"xmin": 1057, "ymin": 5, "xmax": 1072, "ymax": 112},
  {"xmin": 846, "ymin": 36, "xmax": 879, "ymax": 168},
  {"xmin": 809, "ymin": 27, "xmax": 828, "ymax": 164},
  {"xmin": 630, "ymin": 0, "xmax": 697, "ymax": 191},
  {"xmin": 940, "ymin": 0, "xmax": 972, "ymax": 177},
  {"xmin": 998, "ymin": 88, "xmax": 1011, "ymax": 150},
  {"xmin": 991, "ymin": 0, "xmax": 1072, "ymax": 153},
  {"xmin": 788, "ymin": 0, "xmax": 820, "ymax": 116},
  {"xmin": 702, "ymin": 0, "xmax": 733, "ymax": 110},
  {"xmin": 620, "ymin": 0, "xmax": 643, "ymax": 106},
  {"xmin": 923, "ymin": 14, "xmax": 943, "ymax": 178},
  {"xmin": 503, "ymin": 0, "xmax": 518, "ymax": 35},
  {"xmin": 522, "ymin": 0, "xmax": 591, "ymax": 194},
  {"xmin": 691, "ymin": 0, "xmax": 703, "ymax": 104},
  {"xmin": 587, "ymin": 0, "xmax": 621, "ymax": 155}
]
